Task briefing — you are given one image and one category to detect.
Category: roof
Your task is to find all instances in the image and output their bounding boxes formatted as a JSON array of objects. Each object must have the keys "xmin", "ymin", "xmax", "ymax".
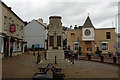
[
  {"xmin": 1, "ymin": 1, "xmax": 25, "ymax": 24},
  {"xmin": 95, "ymin": 27, "xmax": 115, "ymax": 30},
  {"xmin": 36, "ymin": 20, "xmax": 47, "ymax": 29},
  {"xmin": 25, "ymin": 20, "xmax": 47, "ymax": 29},
  {"xmin": 83, "ymin": 16, "xmax": 94, "ymax": 28}
]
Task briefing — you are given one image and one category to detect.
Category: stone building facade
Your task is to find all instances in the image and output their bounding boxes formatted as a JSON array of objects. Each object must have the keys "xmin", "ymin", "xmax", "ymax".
[
  {"xmin": 67, "ymin": 16, "xmax": 116, "ymax": 55},
  {"xmin": 0, "ymin": 1, "xmax": 25, "ymax": 57},
  {"xmin": 47, "ymin": 16, "xmax": 64, "ymax": 59}
]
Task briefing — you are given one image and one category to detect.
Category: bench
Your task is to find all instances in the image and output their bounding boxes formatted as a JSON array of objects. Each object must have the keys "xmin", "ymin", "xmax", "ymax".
[
  {"xmin": 51, "ymin": 63, "xmax": 62, "ymax": 73},
  {"xmin": 38, "ymin": 63, "xmax": 50, "ymax": 72},
  {"xmin": 34, "ymin": 63, "xmax": 50, "ymax": 77},
  {"xmin": 51, "ymin": 68, "xmax": 65, "ymax": 80}
]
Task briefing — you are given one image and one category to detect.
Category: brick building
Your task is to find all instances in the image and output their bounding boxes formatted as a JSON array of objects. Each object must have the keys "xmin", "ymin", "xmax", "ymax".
[{"xmin": 67, "ymin": 16, "xmax": 116, "ymax": 55}]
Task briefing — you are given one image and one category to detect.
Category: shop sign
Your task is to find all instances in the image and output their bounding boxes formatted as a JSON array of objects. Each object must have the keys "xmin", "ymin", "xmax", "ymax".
[
  {"xmin": 34, "ymin": 44, "xmax": 40, "ymax": 48},
  {"xmin": 10, "ymin": 24, "xmax": 16, "ymax": 32}
]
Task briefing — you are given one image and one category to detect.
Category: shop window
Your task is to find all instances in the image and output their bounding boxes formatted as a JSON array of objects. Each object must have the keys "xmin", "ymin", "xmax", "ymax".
[
  {"xmin": 101, "ymin": 42, "xmax": 108, "ymax": 51},
  {"xmin": 106, "ymin": 32, "xmax": 111, "ymax": 39},
  {"xmin": 87, "ymin": 47, "xmax": 92, "ymax": 51}
]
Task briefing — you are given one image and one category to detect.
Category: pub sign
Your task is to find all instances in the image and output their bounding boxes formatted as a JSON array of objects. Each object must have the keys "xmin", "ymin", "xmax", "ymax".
[{"xmin": 10, "ymin": 24, "xmax": 16, "ymax": 32}]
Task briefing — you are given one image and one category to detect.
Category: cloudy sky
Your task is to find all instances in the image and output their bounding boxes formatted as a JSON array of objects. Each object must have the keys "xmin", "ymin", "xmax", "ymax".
[{"xmin": 2, "ymin": 0, "xmax": 120, "ymax": 29}]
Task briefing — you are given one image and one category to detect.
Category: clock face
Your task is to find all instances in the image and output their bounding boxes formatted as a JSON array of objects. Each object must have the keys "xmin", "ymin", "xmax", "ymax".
[{"xmin": 84, "ymin": 29, "xmax": 91, "ymax": 36}]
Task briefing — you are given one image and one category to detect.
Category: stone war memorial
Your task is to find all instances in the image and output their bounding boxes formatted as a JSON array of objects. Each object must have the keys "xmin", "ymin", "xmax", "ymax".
[{"xmin": 47, "ymin": 16, "xmax": 64, "ymax": 60}]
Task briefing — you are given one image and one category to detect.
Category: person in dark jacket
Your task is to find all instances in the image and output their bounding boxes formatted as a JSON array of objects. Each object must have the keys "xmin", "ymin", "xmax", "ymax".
[{"xmin": 10, "ymin": 46, "xmax": 13, "ymax": 57}]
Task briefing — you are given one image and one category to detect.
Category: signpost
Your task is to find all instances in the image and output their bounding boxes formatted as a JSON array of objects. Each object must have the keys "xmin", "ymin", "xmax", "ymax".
[{"xmin": 94, "ymin": 42, "xmax": 96, "ymax": 47}]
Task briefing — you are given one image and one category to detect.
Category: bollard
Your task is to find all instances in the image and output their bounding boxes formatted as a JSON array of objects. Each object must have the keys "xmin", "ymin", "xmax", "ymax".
[
  {"xmin": 38, "ymin": 51, "xmax": 40, "ymax": 56},
  {"xmin": 37, "ymin": 54, "xmax": 40, "ymax": 64},
  {"xmin": 113, "ymin": 56, "xmax": 117, "ymax": 64},
  {"xmin": 45, "ymin": 51, "xmax": 46, "ymax": 60},
  {"xmin": 101, "ymin": 55, "xmax": 104, "ymax": 62},
  {"xmin": 27, "ymin": 49, "xmax": 29, "ymax": 55},
  {"xmin": 70, "ymin": 57, "xmax": 72, "ymax": 62},
  {"xmin": 55, "ymin": 56, "xmax": 57, "ymax": 64},
  {"xmin": 88, "ymin": 54, "xmax": 91, "ymax": 60},
  {"xmin": 118, "ymin": 54, "xmax": 119, "ymax": 58},
  {"xmin": 72, "ymin": 56, "xmax": 74, "ymax": 64},
  {"xmin": 109, "ymin": 54, "xmax": 111, "ymax": 57}
]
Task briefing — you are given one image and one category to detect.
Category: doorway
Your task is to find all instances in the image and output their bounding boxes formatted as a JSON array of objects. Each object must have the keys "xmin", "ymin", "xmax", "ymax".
[{"xmin": 4, "ymin": 37, "xmax": 9, "ymax": 57}]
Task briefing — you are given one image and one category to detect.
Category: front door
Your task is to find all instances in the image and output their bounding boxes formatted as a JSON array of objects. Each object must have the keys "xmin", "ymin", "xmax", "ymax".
[{"xmin": 4, "ymin": 38, "xmax": 9, "ymax": 57}]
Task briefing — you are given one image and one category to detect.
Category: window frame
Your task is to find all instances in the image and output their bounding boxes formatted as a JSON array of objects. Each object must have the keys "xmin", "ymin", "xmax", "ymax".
[
  {"xmin": 57, "ymin": 36, "xmax": 61, "ymax": 46},
  {"xmin": 101, "ymin": 41, "xmax": 108, "ymax": 51},
  {"xmin": 50, "ymin": 36, "xmax": 54, "ymax": 46},
  {"xmin": 106, "ymin": 32, "xmax": 111, "ymax": 39},
  {"xmin": 73, "ymin": 42, "xmax": 79, "ymax": 51},
  {"xmin": 4, "ymin": 16, "xmax": 7, "ymax": 30},
  {"xmin": 87, "ymin": 47, "xmax": 92, "ymax": 51}
]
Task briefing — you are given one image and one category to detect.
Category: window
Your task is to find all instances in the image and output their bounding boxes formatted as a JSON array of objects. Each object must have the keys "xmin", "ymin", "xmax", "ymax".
[
  {"xmin": 50, "ymin": 36, "xmax": 54, "ymax": 46},
  {"xmin": 20, "ymin": 26, "xmax": 23, "ymax": 30},
  {"xmin": 71, "ymin": 33, "xmax": 75, "ymax": 40},
  {"xmin": 57, "ymin": 36, "xmax": 61, "ymax": 46},
  {"xmin": 106, "ymin": 32, "xmax": 111, "ymax": 39},
  {"xmin": 4, "ymin": 16, "xmax": 7, "ymax": 30},
  {"xmin": 101, "ymin": 42, "xmax": 108, "ymax": 50},
  {"xmin": 73, "ymin": 42, "xmax": 79, "ymax": 50},
  {"xmin": 87, "ymin": 47, "xmax": 92, "ymax": 51},
  {"xmin": 16, "ymin": 24, "xmax": 19, "ymax": 35}
]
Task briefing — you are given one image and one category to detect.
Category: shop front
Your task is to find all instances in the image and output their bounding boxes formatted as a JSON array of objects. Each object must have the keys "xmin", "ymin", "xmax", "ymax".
[{"xmin": 1, "ymin": 33, "xmax": 24, "ymax": 58}]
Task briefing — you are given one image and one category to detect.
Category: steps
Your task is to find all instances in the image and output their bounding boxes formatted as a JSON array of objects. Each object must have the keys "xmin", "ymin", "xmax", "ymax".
[{"xmin": 38, "ymin": 59, "xmax": 72, "ymax": 68}]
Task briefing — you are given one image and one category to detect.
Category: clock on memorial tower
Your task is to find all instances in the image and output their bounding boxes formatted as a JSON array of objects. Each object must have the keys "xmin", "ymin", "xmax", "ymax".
[{"xmin": 84, "ymin": 29, "xmax": 91, "ymax": 36}]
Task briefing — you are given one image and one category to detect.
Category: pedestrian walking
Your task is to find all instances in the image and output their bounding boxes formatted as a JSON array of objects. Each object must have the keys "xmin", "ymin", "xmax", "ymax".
[
  {"xmin": 33, "ymin": 47, "xmax": 35, "ymax": 56},
  {"xmin": 10, "ymin": 46, "xmax": 13, "ymax": 57},
  {"xmin": 37, "ymin": 51, "xmax": 40, "ymax": 64}
]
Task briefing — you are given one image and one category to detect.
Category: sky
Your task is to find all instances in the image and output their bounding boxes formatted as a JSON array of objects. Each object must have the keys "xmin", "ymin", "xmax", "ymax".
[{"xmin": 2, "ymin": 0, "xmax": 120, "ymax": 29}]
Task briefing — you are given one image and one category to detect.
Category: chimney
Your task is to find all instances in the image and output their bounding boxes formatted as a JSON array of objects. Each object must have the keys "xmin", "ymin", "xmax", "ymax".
[
  {"xmin": 74, "ymin": 25, "xmax": 77, "ymax": 29},
  {"xmin": 8, "ymin": 7, "xmax": 12, "ymax": 10},
  {"xmin": 70, "ymin": 25, "xmax": 72, "ymax": 29},
  {"xmin": 38, "ymin": 18, "xmax": 43, "ymax": 23}
]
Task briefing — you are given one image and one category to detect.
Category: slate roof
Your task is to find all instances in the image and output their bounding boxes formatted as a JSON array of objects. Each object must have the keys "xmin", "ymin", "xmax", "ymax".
[{"xmin": 83, "ymin": 16, "xmax": 94, "ymax": 28}]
